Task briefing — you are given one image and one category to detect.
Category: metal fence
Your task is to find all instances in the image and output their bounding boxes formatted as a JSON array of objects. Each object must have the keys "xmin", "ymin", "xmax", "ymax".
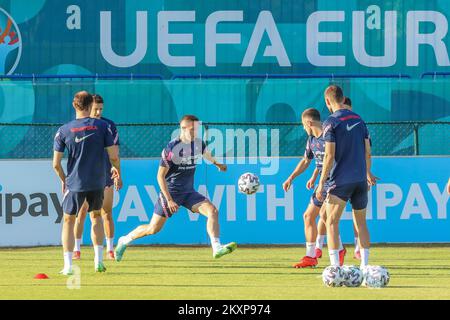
[{"xmin": 0, "ymin": 122, "xmax": 448, "ymax": 159}]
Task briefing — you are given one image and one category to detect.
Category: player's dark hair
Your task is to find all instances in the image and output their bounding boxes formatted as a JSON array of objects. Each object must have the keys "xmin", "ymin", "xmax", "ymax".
[
  {"xmin": 302, "ymin": 108, "xmax": 321, "ymax": 122},
  {"xmin": 73, "ymin": 91, "xmax": 93, "ymax": 111},
  {"xmin": 92, "ymin": 94, "xmax": 104, "ymax": 104},
  {"xmin": 325, "ymin": 85, "xmax": 344, "ymax": 104},
  {"xmin": 344, "ymin": 97, "xmax": 352, "ymax": 107},
  {"xmin": 180, "ymin": 115, "xmax": 200, "ymax": 122}
]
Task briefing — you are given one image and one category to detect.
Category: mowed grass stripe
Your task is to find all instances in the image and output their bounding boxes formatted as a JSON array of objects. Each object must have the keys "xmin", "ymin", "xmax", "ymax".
[{"xmin": 0, "ymin": 246, "xmax": 449, "ymax": 300}]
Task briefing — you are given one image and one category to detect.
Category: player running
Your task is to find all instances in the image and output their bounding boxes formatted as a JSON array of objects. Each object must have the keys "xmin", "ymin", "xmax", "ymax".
[
  {"xmin": 283, "ymin": 108, "xmax": 346, "ymax": 268},
  {"xmin": 73, "ymin": 94, "xmax": 121, "ymax": 260},
  {"xmin": 53, "ymin": 91, "xmax": 121, "ymax": 275},
  {"xmin": 316, "ymin": 85, "xmax": 378, "ymax": 270},
  {"xmin": 114, "ymin": 115, "xmax": 237, "ymax": 261}
]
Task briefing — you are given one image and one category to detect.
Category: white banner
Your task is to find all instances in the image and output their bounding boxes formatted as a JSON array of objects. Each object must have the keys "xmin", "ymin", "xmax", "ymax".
[{"xmin": 0, "ymin": 160, "xmax": 62, "ymax": 246}]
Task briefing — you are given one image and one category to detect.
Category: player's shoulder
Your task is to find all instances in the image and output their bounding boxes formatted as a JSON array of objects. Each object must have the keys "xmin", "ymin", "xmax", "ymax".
[
  {"xmin": 101, "ymin": 117, "xmax": 116, "ymax": 126},
  {"xmin": 91, "ymin": 117, "xmax": 110, "ymax": 130},
  {"xmin": 316, "ymin": 133, "xmax": 326, "ymax": 144},
  {"xmin": 58, "ymin": 119, "xmax": 77, "ymax": 134},
  {"xmin": 165, "ymin": 137, "xmax": 182, "ymax": 150},
  {"xmin": 322, "ymin": 115, "xmax": 337, "ymax": 132}
]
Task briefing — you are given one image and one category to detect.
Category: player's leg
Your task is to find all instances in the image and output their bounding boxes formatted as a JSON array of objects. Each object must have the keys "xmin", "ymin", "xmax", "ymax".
[
  {"xmin": 60, "ymin": 191, "xmax": 84, "ymax": 275},
  {"xmin": 350, "ymin": 182, "xmax": 370, "ymax": 268},
  {"xmin": 61, "ymin": 214, "xmax": 76, "ymax": 275},
  {"xmin": 115, "ymin": 194, "xmax": 170, "ymax": 262},
  {"xmin": 90, "ymin": 210, "xmax": 106, "ymax": 271},
  {"xmin": 353, "ymin": 209, "xmax": 369, "ymax": 267},
  {"xmin": 191, "ymin": 195, "xmax": 236, "ymax": 259},
  {"xmin": 73, "ymin": 200, "xmax": 88, "ymax": 259},
  {"xmin": 86, "ymin": 190, "xmax": 106, "ymax": 272},
  {"xmin": 353, "ymin": 220, "xmax": 361, "ymax": 260},
  {"xmin": 101, "ymin": 186, "xmax": 115, "ymax": 259},
  {"xmin": 115, "ymin": 214, "xmax": 167, "ymax": 262},
  {"xmin": 293, "ymin": 201, "xmax": 320, "ymax": 268},
  {"xmin": 119, "ymin": 214, "xmax": 166, "ymax": 244},
  {"xmin": 325, "ymin": 194, "xmax": 347, "ymax": 267},
  {"xmin": 315, "ymin": 203, "xmax": 327, "ymax": 258}
]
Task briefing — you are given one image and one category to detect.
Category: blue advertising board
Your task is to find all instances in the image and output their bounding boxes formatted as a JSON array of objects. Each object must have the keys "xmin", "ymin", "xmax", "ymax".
[{"xmin": 96, "ymin": 157, "xmax": 450, "ymax": 245}]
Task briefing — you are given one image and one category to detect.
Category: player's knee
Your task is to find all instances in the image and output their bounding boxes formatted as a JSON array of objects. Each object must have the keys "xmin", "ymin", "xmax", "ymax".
[
  {"xmin": 303, "ymin": 211, "xmax": 315, "ymax": 224},
  {"xmin": 326, "ymin": 214, "xmax": 340, "ymax": 227},
  {"xmin": 90, "ymin": 215, "xmax": 102, "ymax": 225},
  {"xmin": 146, "ymin": 224, "xmax": 161, "ymax": 235},
  {"xmin": 64, "ymin": 215, "xmax": 75, "ymax": 225},
  {"xmin": 102, "ymin": 212, "xmax": 113, "ymax": 222},
  {"xmin": 208, "ymin": 206, "xmax": 218, "ymax": 219}
]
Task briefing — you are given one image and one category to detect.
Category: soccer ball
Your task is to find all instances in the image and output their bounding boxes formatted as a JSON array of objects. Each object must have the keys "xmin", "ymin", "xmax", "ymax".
[
  {"xmin": 363, "ymin": 265, "xmax": 390, "ymax": 288},
  {"xmin": 342, "ymin": 265, "xmax": 363, "ymax": 287},
  {"xmin": 322, "ymin": 266, "xmax": 345, "ymax": 287},
  {"xmin": 238, "ymin": 172, "xmax": 260, "ymax": 195}
]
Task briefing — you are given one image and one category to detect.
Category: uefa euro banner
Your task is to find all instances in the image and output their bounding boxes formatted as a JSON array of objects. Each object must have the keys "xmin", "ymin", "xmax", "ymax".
[
  {"xmin": 0, "ymin": 157, "xmax": 448, "ymax": 246},
  {"xmin": 1, "ymin": 0, "xmax": 450, "ymax": 77}
]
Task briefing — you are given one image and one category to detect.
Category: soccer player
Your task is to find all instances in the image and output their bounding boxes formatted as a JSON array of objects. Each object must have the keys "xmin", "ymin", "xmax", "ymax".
[
  {"xmin": 447, "ymin": 177, "xmax": 450, "ymax": 194},
  {"xmin": 114, "ymin": 115, "xmax": 237, "ymax": 261},
  {"xmin": 344, "ymin": 97, "xmax": 369, "ymax": 259},
  {"xmin": 314, "ymin": 97, "xmax": 365, "ymax": 260},
  {"xmin": 73, "ymin": 94, "xmax": 121, "ymax": 260},
  {"xmin": 314, "ymin": 97, "xmax": 356, "ymax": 259},
  {"xmin": 316, "ymin": 85, "xmax": 378, "ymax": 269},
  {"xmin": 53, "ymin": 91, "xmax": 121, "ymax": 275},
  {"xmin": 283, "ymin": 108, "xmax": 345, "ymax": 268}
]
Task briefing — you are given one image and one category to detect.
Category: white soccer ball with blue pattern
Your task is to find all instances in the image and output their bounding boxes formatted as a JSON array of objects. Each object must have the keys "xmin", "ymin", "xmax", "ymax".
[
  {"xmin": 322, "ymin": 266, "xmax": 345, "ymax": 287},
  {"xmin": 363, "ymin": 265, "xmax": 390, "ymax": 288},
  {"xmin": 238, "ymin": 172, "xmax": 260, "ymax": 195},
  {"xmin": 342, "ymin": 265, "xmax": 363, "ymax": 287}
]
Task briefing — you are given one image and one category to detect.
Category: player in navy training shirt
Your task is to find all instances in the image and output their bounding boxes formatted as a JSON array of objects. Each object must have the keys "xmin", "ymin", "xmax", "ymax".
[
  {"xmin": 52, "ymin": 91, "xmax": 121, "ymax": 275},
  {"xmin": 114, "ymin": 115, "xmax": 237, "ymax": 261},
  {"xmin": 316, "ymin": 85, "xmax": 378, "ymax": 269},
  {"xmin": 283, "ymin": 108, "xmax": 345, "ymax": 268},
  {"xmin": 73, "ymin": 94, "xmax": 121, "ymax": 261}
]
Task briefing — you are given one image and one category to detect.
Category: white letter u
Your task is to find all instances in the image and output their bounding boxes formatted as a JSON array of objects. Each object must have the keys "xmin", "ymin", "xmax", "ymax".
[{"xmin": 100, "ymin": 11, "xmax": 148, "ymax": 68}]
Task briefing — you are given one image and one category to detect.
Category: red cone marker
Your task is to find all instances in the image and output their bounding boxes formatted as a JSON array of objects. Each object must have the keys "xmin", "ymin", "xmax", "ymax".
[{"xmin": 34, "ymin": 273, "xmax": 49, "ymax": 279}]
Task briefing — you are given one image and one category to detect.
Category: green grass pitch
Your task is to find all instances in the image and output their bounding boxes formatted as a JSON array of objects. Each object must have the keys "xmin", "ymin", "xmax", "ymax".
[{"xmin": 1, "ymin": 245, "xmax": 450, "ymax": 300}]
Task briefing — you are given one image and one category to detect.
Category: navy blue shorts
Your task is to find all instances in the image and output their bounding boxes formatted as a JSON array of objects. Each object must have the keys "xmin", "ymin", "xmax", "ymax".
[
  {"xmin": 328, "ymin": 181, "xmax": 368, "ymax": 210},
  {"xmin": 154, "ymin": 191, "xmax": 208, "ymax": 218},
  {"xmin": 310, "ymin": 185, "xmax": 329, "ymax": 208},
  {"xmin": 62, "ymin": 189, "xmax": 104, "ymax": 216},
  {"xmin": 105, "ymin": 180, "xmax": 114, "ymax": 188},
  {"xmin": 105, "ymin": 172, "xmax": 114, "ymax": 188}
]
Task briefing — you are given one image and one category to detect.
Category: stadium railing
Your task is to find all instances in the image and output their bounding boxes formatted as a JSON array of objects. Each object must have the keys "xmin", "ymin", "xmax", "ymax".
[
  {"xmin": 0, "ymin": 121, "xmax": 448, "ymax": 159},
  {"xmin": 0, "ymin": 73, "xmax": 412, "ymax": 81}
]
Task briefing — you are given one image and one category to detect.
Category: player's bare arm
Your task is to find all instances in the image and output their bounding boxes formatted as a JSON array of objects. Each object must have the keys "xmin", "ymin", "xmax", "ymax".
[
  {"xmin": 106, "ymin": 145, "xmax": 122, "ymax": 190},
  {"xmin": 316, "ymin": 142, "xmax": 335, "ymax": 202},
  {"xmin": 157, "ymin": 165, "xmax": 179, "ymax": 214},
  {"xmin": 365, "ymin": 138, "xmax": 379, "ymax": 186},
  {"xmin": 283, "ymin": 157, "xmax": 312, "ymax": 192},
  {"xmin": 307, "ymin": 167, "xmax": 320, "ymax": 190},
  {"xmin": 52, "ymin": 151, "xmax": 66, "ymax": 194},
  {"xmin": 203, "ymin": 148, "xmax": 227, "ymax": 172}
]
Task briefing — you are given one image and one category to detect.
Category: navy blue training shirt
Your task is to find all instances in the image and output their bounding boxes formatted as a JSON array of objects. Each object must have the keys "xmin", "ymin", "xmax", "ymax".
[
  {"xmin": 54, "ymin": 117, "xmax": 115, "ymax": 192},
  {"xmin": 160, "ymin": 138, "xmax": 206, "ymax": 194},
  {"xmin": 304, "ymin": 134, "xmax": 325, "ymax": 174},
  {"xmin": 322, "ymin": 109, "xmax": 370, "ymax": 186},
  {"xmin": 101, "ymin": 117, "xmax": 120, "ymax": 186}
]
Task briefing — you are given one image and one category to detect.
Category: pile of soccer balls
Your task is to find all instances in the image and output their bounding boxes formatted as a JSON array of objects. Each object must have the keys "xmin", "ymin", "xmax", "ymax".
[{"xmin": 322, "ymin": 265, "xmax": 390, "ymax": 288}]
